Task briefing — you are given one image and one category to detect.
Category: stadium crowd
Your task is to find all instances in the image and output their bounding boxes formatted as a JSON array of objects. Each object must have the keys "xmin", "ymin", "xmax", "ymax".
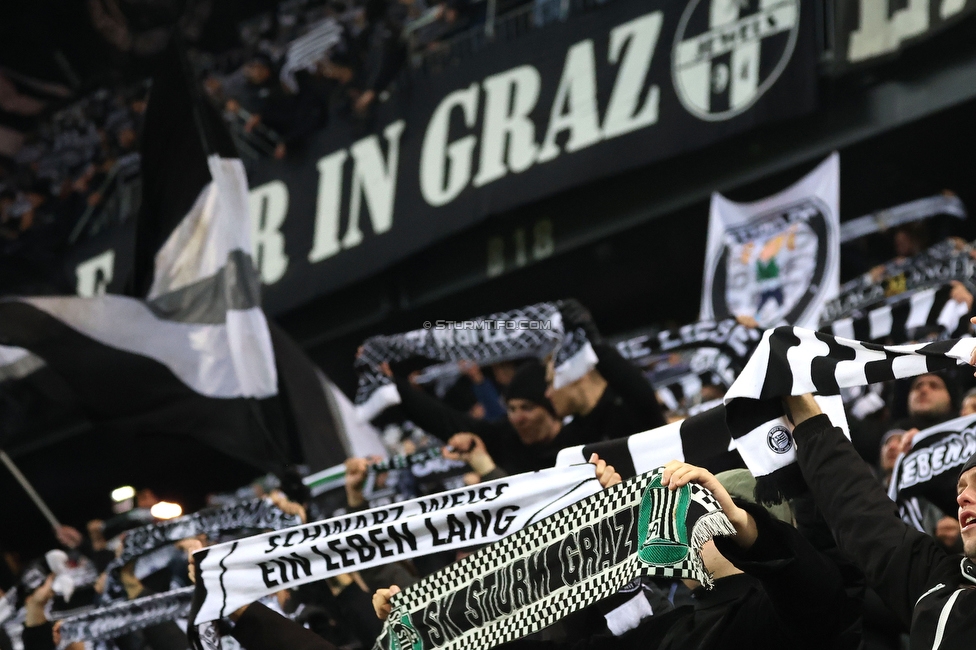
[{"xmin": 5, "ymin": 246, "xmax": 976, "ymax": 649}]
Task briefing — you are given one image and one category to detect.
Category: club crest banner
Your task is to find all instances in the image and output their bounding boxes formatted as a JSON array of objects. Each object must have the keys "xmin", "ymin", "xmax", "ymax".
[{"xmin": 701, "ymin": 153, "xmax": 840, "ymax": 330}]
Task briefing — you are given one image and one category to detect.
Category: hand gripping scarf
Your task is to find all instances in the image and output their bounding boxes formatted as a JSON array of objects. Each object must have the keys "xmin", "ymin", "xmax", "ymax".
[
  {"xmin": 373, "ymin": 468, "xmax": 735, "ymax": 650},
  {"xmin": 724, "ymin": 326, "xmax": 976, "ymax": 502},
  {"xmin": 554, "ymin": 395, "xmax": 848, "ymax": 497},
  {"xmin": 354, "ymin": 302, "xmax": 597, "ymax": 422}
]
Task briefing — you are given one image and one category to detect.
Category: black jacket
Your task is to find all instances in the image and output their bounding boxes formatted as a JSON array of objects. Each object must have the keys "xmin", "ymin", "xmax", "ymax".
[
  {"xmin": 394, "ymin": 343, "xmax": 666, "ymax": 474},
  {"xmin": 794, "ymin": 414, "xmax": 976, "ymax": 649},
  {"xmin": 232, "ymin": 601, "xmax": 336, "ymax": 650}
]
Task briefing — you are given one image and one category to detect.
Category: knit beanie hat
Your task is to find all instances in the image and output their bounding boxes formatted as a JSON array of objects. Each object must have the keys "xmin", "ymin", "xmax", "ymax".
[
  {"xmin": 504, "ymin": 362, "xmax": 555, "ymax": 415},
  {"xmin": 960, "ymin": 452, "xmax": 976, "ymax": 481}
]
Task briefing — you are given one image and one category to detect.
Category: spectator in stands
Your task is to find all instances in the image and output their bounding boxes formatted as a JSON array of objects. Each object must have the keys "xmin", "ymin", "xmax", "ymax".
[
  {"xmin": 788, "ymin": 392, "xmax": 976, "ymax": 649},
  {"xmin": 543, "ymin": 300, "xmax": 667, "ymax": 440},
  {"xmin": 379, "ymin": 358, "xmax": 563, "ymax": 474},
  {"xmin": 457, "ymin": 360, "xmax": 507, "ymax": 421},
  {"xmin": 896, "ymin": 372, "xmax": 958, "ymax": 433},
  {"xmin": 960, "ymin": 387, "xmax": 976, "ymax": 416}
]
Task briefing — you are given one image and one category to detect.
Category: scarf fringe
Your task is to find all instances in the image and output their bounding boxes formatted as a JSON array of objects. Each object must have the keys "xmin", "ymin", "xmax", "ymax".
[
  {"xmin": 754, "ymin": 463, "xmax": 807, "ymax": 506},
  {"xmin": 688, "ymin": 511, "xmax": 737, "ymax": 589}
]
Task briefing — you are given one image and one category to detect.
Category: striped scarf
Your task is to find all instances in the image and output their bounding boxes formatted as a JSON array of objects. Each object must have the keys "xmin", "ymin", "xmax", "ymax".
[{"xmin": 724, "ymin": 326, "xmax": 976, "ymax": 502}]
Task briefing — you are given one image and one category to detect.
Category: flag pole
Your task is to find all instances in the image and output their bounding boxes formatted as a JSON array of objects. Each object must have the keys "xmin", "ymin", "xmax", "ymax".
[{"xmin": 0, "ymin": 449, "xmax": 62, "ymax": 530}]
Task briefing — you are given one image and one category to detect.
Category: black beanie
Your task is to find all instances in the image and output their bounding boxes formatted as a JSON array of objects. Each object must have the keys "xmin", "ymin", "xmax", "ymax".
[
  {"xmin": 960, "ymin": 452, "xmax": 976, "ymax": 481},
  {"xmin": 504, "ymin": 362, "xmax": 555, "ymax": 415}
]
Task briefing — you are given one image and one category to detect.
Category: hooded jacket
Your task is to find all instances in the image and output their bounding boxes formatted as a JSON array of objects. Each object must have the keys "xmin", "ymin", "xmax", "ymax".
[{"xmin": 794, "ymin": 414, "xmax": 976, "ymax": 649}]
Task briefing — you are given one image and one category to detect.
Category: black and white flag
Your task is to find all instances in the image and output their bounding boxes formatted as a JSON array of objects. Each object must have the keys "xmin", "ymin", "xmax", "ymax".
[
  {"xmin": 823, "ymin": 283, "xmax": 972, "ymax": 343},
  {"xmin": 354, "ymin": 302, "xmax": 597, "ymax": 422},
  {"xmin": 373, "ymin": 469, "xmax": 734, "ymax": 650},
  {"xmin": 724, "ymin": 326, "xmax": 976, "ymax": 501},
  {"xmin": 0, "ymin": 45, "xmax": 344, "ymax": 473},
  {"xmin": 888, "ymin": 413, "xmax": 976, "ymax": 530},
  {"xmin": 701, "ymin": 153, "xmax": 840, "ymax": 330},
  {"xmin": 189, "ymin": 465, "xmax": 601, "ymax": 625}
]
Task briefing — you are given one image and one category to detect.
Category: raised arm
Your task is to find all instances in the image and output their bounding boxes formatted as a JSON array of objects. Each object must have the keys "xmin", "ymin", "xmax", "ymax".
[
  {"xmin": 592, "ymin": 342, "xmax": 666, "ymax": 430},
  {"xmin": 786, "ymin": 395, "xmax": 958, "ymax": 626}
]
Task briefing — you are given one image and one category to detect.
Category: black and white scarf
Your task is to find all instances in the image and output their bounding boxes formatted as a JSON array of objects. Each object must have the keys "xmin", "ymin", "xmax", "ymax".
[
  {"xmin": 363, "ymin": 449, "xmax": 470, "ymax": 507},
  {"xmin": 410, "ymin": 318, "xmax": 760, "ymax": 401},
  {"xmin": 373, "ymin": 469, "xmax": 735, "ymax": 650},
  {"xmin": 838, "ymin": 193, "xmax": 966, "ymax": 243},
  {"xmin": 554, "ymin": 396, "xmax": 847, "ymax": 489},
  {"xmin": 105, "ymin": 498, "xmax": 302, "ymax": 575},
  {"xmin": 613, "ymin": 318, "xmax": 761, "ymax": 368},
  {"xmin": 724, "ymin": 326, "xmax": 976, "ymax": 502},
  {"xmin": 822, "ymin": 240, "xmax": 976, "ymax": 322},
  {"xmin": 354, "ymin": 302, "xmax": 596, "ymax": 422},
  {"xmin": 888, "ymin": 413, "xmax": 976, "ymax": 530},
  {"xmin": 822, "ymin": 283, "xmax": 972, "ymax": 343},
  {"xmin": 189, "ymin": 464, "xmax": 601, "ymax": 625},
  {"xmin": 57, "ymin": 587, "xmax": 194, "ymax": 648}
]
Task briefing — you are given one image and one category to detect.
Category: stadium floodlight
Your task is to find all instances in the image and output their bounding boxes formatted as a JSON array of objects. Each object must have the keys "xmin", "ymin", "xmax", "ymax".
[
  {"xmin": 111, "ymin": 486, "xmax": 136, "ymax": 502},
  {"xmin": 150, "ymin": 501, "xmax": 182, "ymax": 519}
]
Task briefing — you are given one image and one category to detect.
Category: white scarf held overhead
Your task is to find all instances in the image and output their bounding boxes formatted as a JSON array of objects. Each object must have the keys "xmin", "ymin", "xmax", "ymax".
[{"xmin": 189, "ymin": 465, "xmax": 601, "ymax": 624}]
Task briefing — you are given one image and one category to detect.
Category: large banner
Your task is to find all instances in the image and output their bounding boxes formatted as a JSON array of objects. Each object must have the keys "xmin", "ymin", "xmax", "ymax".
[
  {"xmin": 831, "ymin": 0, "xmax": 976, "ymax": 73},
  {"xmin": 700, "ymin": 153, "xmax": 840, "ymax": 329},
  {"xmin": 73, "ymin": 0, "xmax": 818, "ymax": 314}
]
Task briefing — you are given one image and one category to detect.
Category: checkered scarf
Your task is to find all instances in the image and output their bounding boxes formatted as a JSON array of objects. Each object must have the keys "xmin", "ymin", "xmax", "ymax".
[
  {"xmin": 725, "ymin": 326, "xmax": 976, "ymax": 502},
  {"xmin": 56, "ymin": 587, "xmax": 194, "ymax": 648},
  {"xmin": 354, "ymin": 302, "xmax": 597, "ymax": 422},
  {"xmin": 822, "ymin": 239, "xmax": 976, "ymax": 323},
  {"xmin": 374, "ymin": 469, "xmax": 734, "ymax": 650},
  {"xmin": 105, "ymin": 498, "xmax": 302, "ymax": 575}
]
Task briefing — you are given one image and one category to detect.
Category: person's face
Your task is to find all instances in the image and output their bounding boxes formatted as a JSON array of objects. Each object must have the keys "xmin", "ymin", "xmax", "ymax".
[
  {"xmin": 544, "ymin": 361, "xmax": 579, "ymax": 418},
  {"xmin": 956, "ymin": 467, "xmax": 976, "ymax": 559},
  {"xmin": 490, "ymin": 362, "xmax": 517, "ymax": 387},
  {"xmin": 245, "ymin": 62, "xmax": 271, "ymax": 84},
  {"xmin": 506, "ymin": 398, "xmax": 556, "ymax": 445},
  {"xmin": 880, "ymin": 433, "xmax": 904, "ymax": 472},
  {"xmin": 961, "ymin": 395, "xmax": 976, "ymax": 417},
  {"xmin": 136, "ymin": 489, "xmax": 158, "ymax": 509},
  {"xmin": 908, "ymin": 375, "xmax": 952, "ymax": 418},
  {"xmin": 893, "ymin": 230, "xmax": 919, "ymax": 257}
]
